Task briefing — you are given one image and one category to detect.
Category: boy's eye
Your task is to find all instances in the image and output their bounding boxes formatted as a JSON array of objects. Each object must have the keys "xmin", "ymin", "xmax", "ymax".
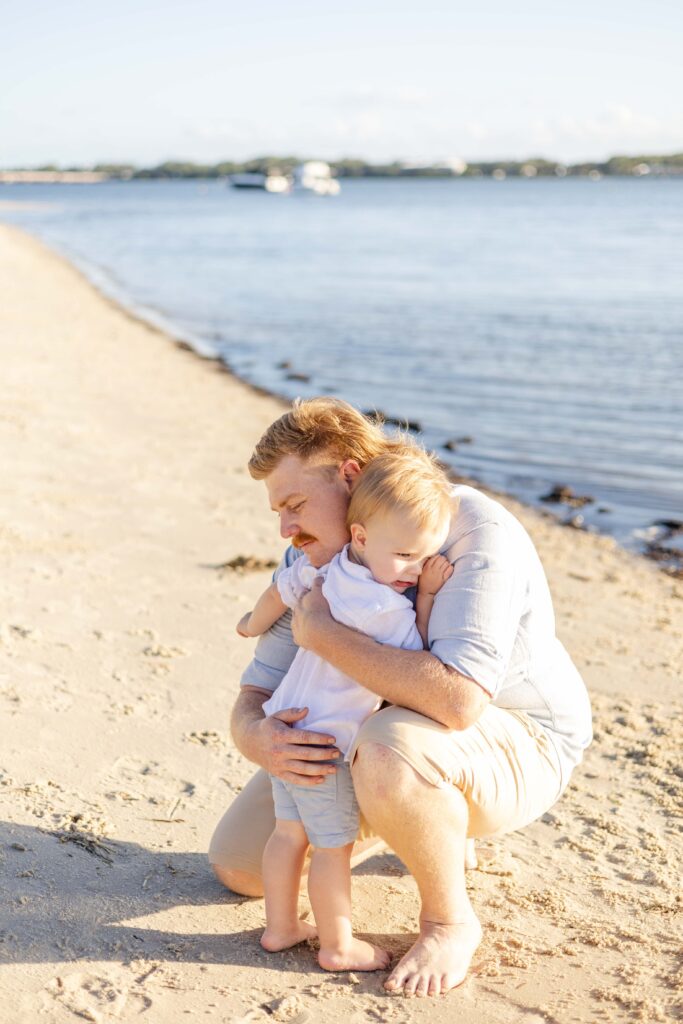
[
  {"xmin": 395, "ymin": 553, "xmax": 412, "ymax": 559},
  {"xmin": 289, "ymin": 502, "xmax": 304, "ymax": 513}
]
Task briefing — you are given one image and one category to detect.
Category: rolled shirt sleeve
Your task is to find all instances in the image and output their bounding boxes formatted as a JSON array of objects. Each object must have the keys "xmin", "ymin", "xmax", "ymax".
[
  {"xmin": 428, "ymin": 520, "xmax": 525, "ymax": 698},
  {"xmin": 240, "ymin": 546, "xmax": 303, "ymax": 694}
]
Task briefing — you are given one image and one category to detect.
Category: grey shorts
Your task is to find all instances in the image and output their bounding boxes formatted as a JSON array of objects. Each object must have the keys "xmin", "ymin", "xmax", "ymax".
[{"xmin": 271, "ymin": 761, "xmax": 359, "ymax": 848}]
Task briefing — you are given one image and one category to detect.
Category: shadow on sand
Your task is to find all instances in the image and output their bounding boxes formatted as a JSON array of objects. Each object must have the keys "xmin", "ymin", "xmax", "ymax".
[{"xmin": 0, "ymin": 821, "xmax": 408, "ymax": 972}]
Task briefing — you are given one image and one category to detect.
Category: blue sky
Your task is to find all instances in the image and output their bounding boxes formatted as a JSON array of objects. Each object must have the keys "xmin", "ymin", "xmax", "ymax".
[{"xmin": 1, "ymin": 0, "xmax": 681, "ymax": 166}]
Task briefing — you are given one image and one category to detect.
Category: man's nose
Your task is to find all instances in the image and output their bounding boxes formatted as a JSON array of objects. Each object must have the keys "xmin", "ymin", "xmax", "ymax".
[{"xmin": 279, "ymin": 512, "xmax": 297, "ymax": 539}]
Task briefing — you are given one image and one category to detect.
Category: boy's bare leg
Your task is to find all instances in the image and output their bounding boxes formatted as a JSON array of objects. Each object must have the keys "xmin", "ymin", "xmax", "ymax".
[
  {"xmin": 213, "ymin": 833, "xmax": 386, "ymax": 898},
  {"xmin": 352, "ymin": 742, "xmax": 482, "ymax": 997},
  {"xmin": 260, "ymin": 820, "xmax": 317, "ymax": 951},
  {"xmin": 307, "ymin": 843, "xmax": 391, "ymax": 972}
]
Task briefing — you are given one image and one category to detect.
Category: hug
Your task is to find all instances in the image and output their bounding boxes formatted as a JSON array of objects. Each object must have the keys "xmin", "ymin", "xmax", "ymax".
[{"xmin": 209, "ymin": 397, "xmax": 592, "ymax": 998}]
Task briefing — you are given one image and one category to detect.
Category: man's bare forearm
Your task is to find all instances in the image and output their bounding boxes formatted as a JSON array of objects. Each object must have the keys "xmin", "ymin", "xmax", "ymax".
[
  {"xmin": 311, "ymin": 618, "xmax": 489, "ymax": 730},
  {"xmin": 230, "ymin": 687, "xmax": 269, "ymax": 764}
]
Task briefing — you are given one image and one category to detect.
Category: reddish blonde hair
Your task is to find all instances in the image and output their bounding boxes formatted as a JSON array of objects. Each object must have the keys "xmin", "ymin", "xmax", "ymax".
[{"xmin": 248, "ymin": 397, "xmax": 406, "ymax": 479}]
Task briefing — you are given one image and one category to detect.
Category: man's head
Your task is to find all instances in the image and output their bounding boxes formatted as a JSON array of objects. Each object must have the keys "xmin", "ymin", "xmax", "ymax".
[
  {"xmin": 250, "ymin": 398, "xmax": 403, "ymax": 567},
  {"xmin": 346, "ymin": 450, "xmax": 453, "ymax": 592}
]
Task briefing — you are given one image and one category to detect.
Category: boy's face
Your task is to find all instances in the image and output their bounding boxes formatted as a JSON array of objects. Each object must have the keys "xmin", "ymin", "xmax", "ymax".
[
  {"xmin": 265, "ymin": 453, "xmax": 358, "ymax": 568},
  {"xmin": 350, "ymin": 511, "xmax": 449, "ymax": 593}
]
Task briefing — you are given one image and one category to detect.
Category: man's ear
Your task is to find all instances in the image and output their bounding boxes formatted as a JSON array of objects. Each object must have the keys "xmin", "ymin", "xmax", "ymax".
[
  {"xmin": 339, "ymin": 459, "xmax": 362, "ymax": 491},
  {"xmin": 349, "ymin": 522, "xmax": 366, "ymax": 549}
]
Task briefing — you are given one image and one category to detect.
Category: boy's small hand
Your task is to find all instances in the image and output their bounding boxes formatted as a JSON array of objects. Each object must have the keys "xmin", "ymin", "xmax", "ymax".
[
  {"xmin": 418, "ymin": 554, "xmax": 454, "ymax": 596},
  {"xmin": 236, "ymin": 612, "xmax": 253, "ymax": 637}
]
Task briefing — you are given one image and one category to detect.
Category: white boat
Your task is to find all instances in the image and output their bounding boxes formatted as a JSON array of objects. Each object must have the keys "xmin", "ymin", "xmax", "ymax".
[
  {"xmin": 292, "ymin": 161, "xmax": 341, "ymax": 195},
  {"xmin": 229, "ymin": 172, "xmax": 291, "ymax": 193}
]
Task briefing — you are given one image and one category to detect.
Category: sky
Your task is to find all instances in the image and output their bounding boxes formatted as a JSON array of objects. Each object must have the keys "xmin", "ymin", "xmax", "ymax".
[{"xmin": 1, "ymin": 0, "xmax": 681, "ymax": 167}]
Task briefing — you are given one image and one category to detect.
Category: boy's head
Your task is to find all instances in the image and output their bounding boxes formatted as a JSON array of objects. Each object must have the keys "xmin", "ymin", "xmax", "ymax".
[{"xmin": 346, "ymin": 449, "xmax": 453, "ymax": 593}]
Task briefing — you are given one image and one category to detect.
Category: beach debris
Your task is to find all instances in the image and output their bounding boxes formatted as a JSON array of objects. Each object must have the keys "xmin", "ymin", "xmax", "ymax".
[
  {"xmin": 540, "ymin": 484, "xmax": 594, "ymax": 508},
  {"xmin": 641, "ymin": 520, "xmax": 683, "ymax": 577},
  {"xmin": 564, "ymin": 514, "xmax": 586, "ymax": 530},
  {"xmin": 285, "ymin": 371, "xmax": 311, "ymax": 382},
  {"xmin": 654, "ymin": 518, "xmax": 682, "ymax": 533},
  {"xmin": 443, "ymin": 435, "xmax": 473, "ymax": 451},
  {"xmin": 48, "ymin": 820, "xmax": 115, "ymax": 865},
  {"xmin": 209, "ymin": 555, "xmax": 279, "ymax": 575}
]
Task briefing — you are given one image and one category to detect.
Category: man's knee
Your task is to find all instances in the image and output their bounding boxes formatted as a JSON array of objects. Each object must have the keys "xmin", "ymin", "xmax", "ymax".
[
  {"xmin": 211, "ymin": 862, "xmax": 264, "ymax": 898},
  {"xmin": 352, "ymin": 740, "xmax": 419, "ymax": 802}
]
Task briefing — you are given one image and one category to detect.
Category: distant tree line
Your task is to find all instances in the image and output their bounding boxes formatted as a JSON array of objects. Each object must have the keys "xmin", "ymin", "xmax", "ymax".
[{"xmin": 10, "ymin": 153, "xmax": 683, "ymax": 180}]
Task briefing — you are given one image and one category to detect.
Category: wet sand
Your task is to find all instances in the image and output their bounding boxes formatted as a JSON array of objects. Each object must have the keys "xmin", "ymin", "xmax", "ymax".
[{"xmin": 0, "ymin": 222, "xmax": 681, "ymax": 1023}]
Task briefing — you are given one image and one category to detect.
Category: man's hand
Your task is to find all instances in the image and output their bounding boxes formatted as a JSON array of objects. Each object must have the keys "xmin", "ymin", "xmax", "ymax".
[
  {"xmin": 291, "ymin": 577, "xmax": 332, "ymax": 650},
  {"xmin": 249, "ymin": 704, "xmax": 341, "ymax": 785},
  {"xmin": 418, "ymin": 554, "xmax": 454, "ymax": 596}
]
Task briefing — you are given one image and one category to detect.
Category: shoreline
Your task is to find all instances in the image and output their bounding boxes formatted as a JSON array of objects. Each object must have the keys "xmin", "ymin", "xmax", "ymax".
[
  {"xmin": 1, "ymin": 222, "xmax": 681, "ymax": 1023},
  {"xmin": 1, "ymin": 211, "xmax": 678, "ymax": 578}
]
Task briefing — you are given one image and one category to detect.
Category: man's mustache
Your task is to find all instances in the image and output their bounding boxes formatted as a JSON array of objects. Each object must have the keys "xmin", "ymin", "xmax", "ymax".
[{"xmin": 292, "ymin": 532, "xmax": 316, "ymax": 549}]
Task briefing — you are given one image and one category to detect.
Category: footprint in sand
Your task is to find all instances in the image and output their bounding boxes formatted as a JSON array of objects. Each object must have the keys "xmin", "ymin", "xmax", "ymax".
[{"xmin": 44, "ymin": 971, "xmax": 151, "ymax": 1021}]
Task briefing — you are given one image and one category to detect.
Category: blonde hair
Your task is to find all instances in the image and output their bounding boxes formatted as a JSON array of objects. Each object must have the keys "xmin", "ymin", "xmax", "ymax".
[
  {"xmin": 347, "ymin": 447, "xmax": 453, "ymax": 532},
  {"xmin": 248, "ymin": 397, "xmax": 406, "ymax": 479}
]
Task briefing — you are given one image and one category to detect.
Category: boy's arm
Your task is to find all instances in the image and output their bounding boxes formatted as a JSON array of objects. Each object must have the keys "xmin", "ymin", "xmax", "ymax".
[
  {"xmin": 416, "ymin": 555, "xmax": 454, "ymax": 646},
  {"xmin": 237, "ymin": 582, "xmax": 289, "ymax": 638}
]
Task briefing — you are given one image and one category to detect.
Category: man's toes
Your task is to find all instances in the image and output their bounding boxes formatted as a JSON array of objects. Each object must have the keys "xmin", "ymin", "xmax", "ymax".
[
  {"xmin": 402, "ymin": 973, "xmax": 421, "ymax": 998},
  {"xmin": 384, "ymin": 969, "xmax": 406, "ymax": 993},
  {"xmin": 414, "ymin": 975, "xmax": 430, "ymax": 998},
  {"xmin": 427, "ymin": 975, "xmax": 442, "ymax": 997}
]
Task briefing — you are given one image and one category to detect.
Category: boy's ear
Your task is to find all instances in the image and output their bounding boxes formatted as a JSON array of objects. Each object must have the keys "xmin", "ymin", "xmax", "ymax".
[{"xmin": 349, "ymin": 522, "xmax": 366, "ymax": 548}]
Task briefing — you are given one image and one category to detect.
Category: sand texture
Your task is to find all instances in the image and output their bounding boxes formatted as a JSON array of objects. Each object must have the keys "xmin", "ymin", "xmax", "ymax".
[{"xmin": 0, "ymin": 223, "xmax": 681, "ymax": 1023}]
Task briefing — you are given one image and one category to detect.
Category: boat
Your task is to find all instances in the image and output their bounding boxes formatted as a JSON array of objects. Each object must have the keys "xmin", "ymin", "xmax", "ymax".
[
  {"xmin": 291, "ymin": 161, "xmax": 341, "ymax": 195},
  {"xmin": 228, "ymin": 172, "xmax": 290, "ymax": 193}
]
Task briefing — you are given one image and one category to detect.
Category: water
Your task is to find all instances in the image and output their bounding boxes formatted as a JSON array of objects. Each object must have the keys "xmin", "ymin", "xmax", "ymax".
[{"xmin": 2, "ymin": 177, "xmax": 682, "ymax": 561}]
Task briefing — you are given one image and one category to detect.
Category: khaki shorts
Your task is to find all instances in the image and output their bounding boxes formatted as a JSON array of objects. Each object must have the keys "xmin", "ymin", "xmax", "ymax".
[{"xmin": 208, "ymin": 704, "xmax": 564, "ymax": 876}]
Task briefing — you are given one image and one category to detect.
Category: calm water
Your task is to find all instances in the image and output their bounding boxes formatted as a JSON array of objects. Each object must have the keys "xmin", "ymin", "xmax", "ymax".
[{"xmin": 2, "ymin": 177, "xmax": 682, "ymax": 559}]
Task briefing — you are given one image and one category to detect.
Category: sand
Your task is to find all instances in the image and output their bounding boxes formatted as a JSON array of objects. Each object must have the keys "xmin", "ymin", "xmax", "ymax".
[{"xmin": 0, "ymin": 221, "xmax": 681, "ymax": 1024}]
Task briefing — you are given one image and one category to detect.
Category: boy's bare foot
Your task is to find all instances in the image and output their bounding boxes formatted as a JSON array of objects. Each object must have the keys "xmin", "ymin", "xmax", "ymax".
[
  {"xmin": 384, "ymin": 916, "xmax": 482, "ymax": 997},
  {"xmin": 318, "ymin": 937, "xmax": 391, "ymax": 972},
  {"xmin": 260, "ymin": 918, "xmax": 317, "ymax": 952}
]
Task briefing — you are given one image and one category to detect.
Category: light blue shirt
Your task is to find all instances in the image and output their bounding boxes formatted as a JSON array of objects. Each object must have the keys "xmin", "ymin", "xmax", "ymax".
[{"xmin": 241, "ymin": 484, "xmax": 592, "ymax": 788}]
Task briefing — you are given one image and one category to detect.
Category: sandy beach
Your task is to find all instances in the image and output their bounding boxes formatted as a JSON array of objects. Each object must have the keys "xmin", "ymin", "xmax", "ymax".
[{"xmin": 0, "ymin": 222, "xmax": 681, "ymax": 1024}]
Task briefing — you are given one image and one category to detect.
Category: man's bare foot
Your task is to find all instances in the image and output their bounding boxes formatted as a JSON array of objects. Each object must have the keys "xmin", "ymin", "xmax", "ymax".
[
  {"xmin": 318, "ymin": 937, "xmax": 391, "ymax": 972},
  {"xmin": 384, "ymin": 917, "xmax": 482, "ymax": 997},
  {"xmin": 260, "ymin": 918, "xmax": 317, "ymax": 952}
]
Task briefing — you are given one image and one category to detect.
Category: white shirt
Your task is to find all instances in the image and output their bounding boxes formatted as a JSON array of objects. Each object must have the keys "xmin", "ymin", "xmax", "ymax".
[{"xmin": 262, "ymin": 546, "xmax": 423, "ymax": 757}]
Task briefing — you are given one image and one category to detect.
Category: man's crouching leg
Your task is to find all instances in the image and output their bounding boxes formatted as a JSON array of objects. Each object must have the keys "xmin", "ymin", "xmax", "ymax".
[
  {"xmin": 208, "ymin": 768, "xmax": 386, "ymax": 898},
  {"xmin": 352, "ymin": 741, "xmax": 482, "ymax": 997}
]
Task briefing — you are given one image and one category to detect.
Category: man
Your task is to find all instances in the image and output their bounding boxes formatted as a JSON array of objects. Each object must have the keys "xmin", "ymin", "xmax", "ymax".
[{"xmin": 209, "ymin": 397, "xmax": 592, "ymax": 998}]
